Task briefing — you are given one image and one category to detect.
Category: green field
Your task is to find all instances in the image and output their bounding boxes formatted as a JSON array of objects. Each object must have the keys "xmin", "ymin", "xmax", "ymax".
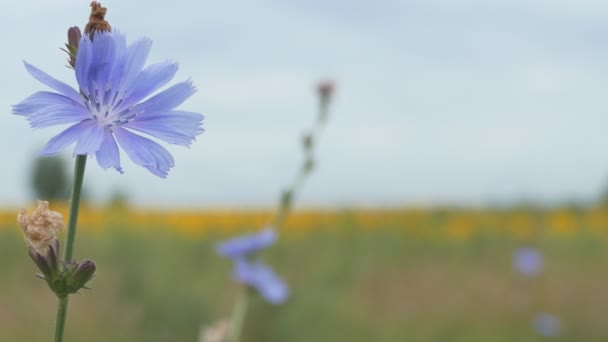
[{"xmin": 2, "ymin": 209, "xmax": 608, "ymax": 341}]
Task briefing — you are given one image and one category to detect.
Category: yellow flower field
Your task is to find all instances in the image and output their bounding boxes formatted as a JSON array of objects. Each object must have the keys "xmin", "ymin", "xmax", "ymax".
[{"xmin": 4, "ymin": 204, "xmax": 608, "ymax": 240}]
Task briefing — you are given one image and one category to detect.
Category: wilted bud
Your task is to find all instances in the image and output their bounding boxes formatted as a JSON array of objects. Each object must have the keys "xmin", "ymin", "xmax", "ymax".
[
  {"xmin": 26, "ymin": 237, "xmax": 96, "ymax": 297},
  {"xmin": 46, "ymin": 239, "xmax": 60, "ymax": 278},
  {"xmin": 29, "ymin": 238, "xmax": 60, "ymax": 278},
  {"xmin": 18, "ymin": 200, "xmax": 64, "ymax": 255},
  {"xmin": 84, "ymin": 1, "xmax": 111, "ymax": 37},
  {"xmin": 28, "ymin": 246, "xmax": 53, "ymax": 280}
]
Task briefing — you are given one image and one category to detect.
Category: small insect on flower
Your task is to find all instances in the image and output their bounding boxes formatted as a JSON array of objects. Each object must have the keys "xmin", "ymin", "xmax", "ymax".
[{"xmin": 13, "ymin": 4, "xmax": 204, "ymax": 177}]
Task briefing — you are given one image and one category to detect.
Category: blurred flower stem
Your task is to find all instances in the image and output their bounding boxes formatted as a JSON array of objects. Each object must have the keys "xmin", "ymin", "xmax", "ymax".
[
  {"xmin": 229, "ymin": 81, "xmax": 335, "ymax": 341},
  {"xmin": 274, "ymin": 81, "xmax": 334, "ymax": 228},
  {"xmin": 229, "ymin": 286, "xmax": 249, "ymax": 342},
  {"xmin": 54, "ymin": 154, "xmax": 87, "ymax": 342}
]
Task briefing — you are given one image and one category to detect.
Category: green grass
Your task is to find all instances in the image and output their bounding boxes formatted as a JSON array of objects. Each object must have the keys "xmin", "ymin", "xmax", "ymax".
[{"xmin": 1, "ymin": 217, "xmax": 608, "ymax": 341}]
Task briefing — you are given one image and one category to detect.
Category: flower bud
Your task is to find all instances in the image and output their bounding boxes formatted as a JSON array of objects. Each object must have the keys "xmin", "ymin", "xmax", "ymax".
[
  {"xmin": 47, "ymin": 239, "xmax": 60, "ymax": 275},
  {"xmin": 316, "ymin": 80, "xmax": 335, "ymax": 122},
  {"xmin": 68, "ymin": 26, "xmax": 82, "ymax": 47},
  {"xmin": 64, "ymin": 26, "xmax": 82, "ymax": 67},
  {"xmin": 28, "ymin": 246, "xmax": 53, "ymax": 280},
  {"xmin": 302, "ymin": 133, "xmax": 313, "ymax": 151},
  {"xmin": 25, "ymin": 237, "xmax": 96, "ymax": 297},
  {"xmin": 302, "ymin": 158, "xmax": 315, "ymax": 173},
  {"xmin": 316, "ymin": 80, "xmax": 335, "ymax": 105},
  {"xmin": 27, "ymin": 239, "xmax": 62, "ymax": 293},
  {"xmin": 51, "ymin": 258, "xmax": 96, "ymax": 297},
  {"xmin": 69, "ymin": 260, "xmax": 96, "ymax": 290}
]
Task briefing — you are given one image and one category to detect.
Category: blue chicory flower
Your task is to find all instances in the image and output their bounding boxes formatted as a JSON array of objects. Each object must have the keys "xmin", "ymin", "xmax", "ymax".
[
  {"xmin": 216, "ymin": 228, "xmax": 277, "ymax": 258},
  {"xmin": 216, "ymin": 228, "xmax": 288, "ymax": 304},
  {"xmin": 513, "ymin": 247, "xmax": 543, "ymax": 277},
  {"xmin": 533, "ymin": 313, "xmax": 562, "ymax": 338},
  {"xmin": 234, "ymin": 258, "xmax": 289, "ymax": 305},
  {"xmin": 13, "ymin": 30, "xmax": 204, "ymax": 177}
]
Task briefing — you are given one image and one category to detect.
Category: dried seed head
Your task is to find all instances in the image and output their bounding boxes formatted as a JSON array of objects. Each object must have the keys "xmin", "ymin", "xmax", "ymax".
[
  {"xmin": 84, "ymin": 1, "xmax": 111, "ymax": 36},
  {"xmin": 18, "ymin": 200, "xmax": 64, "ymax": 255}
]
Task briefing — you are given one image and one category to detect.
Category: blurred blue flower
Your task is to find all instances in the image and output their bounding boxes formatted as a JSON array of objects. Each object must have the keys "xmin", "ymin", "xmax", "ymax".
[
  {"xmin": 13, "ymin": 30, "xmax": 204, "ymax": 177},
  {"xmin": 234, "ymin": 258, "xmax": 289, "ymax": 304},
  {"xmin": 216, "ymin": 228, "xmax": 277, "ymax": 258},
  {"xmin": 216, "ymin": 228, "xmax": 288, "ymax": 304},
  {"xmin": 513, "ymin": 247, "xmax": 543, "ymax": 277},
  {"xmin": 533, "ymin": 313, "xmax": 562, "ymax": 338}
]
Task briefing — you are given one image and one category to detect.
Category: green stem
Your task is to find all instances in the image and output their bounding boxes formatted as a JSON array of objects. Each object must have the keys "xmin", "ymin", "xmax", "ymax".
[
  {"xmin": 229, "ymin": 91, "xmax": 331, "ymax": 341},
  {"xmin": 274, "ymin": 169, "xmax": 307, "ymax": 228},
  {"xmin": 229, "ymin": 287, "xmax": 249, "ymax": 342},
  {"xmin": 273, "ymin": 100, "xmax": 329, "ymax": 230},
  {"xmin": 63, "ymin": 155, "xmax": 87, "ymax": 262},
  {"xmin": 54, "ymin": 296, "xmax": 68, "ymax": 342},
  {"xmin": 54, "ymin": 154, "xmax": 87, "ymax": 342}
]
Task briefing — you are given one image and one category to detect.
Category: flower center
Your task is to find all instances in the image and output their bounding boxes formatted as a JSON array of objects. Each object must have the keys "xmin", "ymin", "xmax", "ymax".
[{"xmin": 84, "ymin": 89, "xmax": 135, "ymax": 129}]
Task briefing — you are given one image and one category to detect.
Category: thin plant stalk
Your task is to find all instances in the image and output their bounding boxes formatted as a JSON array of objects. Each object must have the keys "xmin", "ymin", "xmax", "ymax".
[
  {"xmin": 53, "ymin": 154, "xmax": 87, "ymax": 342},
  {"xmin": 63, "ymin": 155, "xmax": 87, "ymax": 261},
  {"xmin": 229, "ymin": 286, "xmax": 249, "ymax": 342},
  {"xmin": 229, "ymin": 88, "xmax": 332, "ymax": 342},
  {"xmin": 274, "ymin": 97, "xmax": 329, "ymax": 228},
  {"xmin": 53, "ymin": 296, "xmax": 69, "ymax": 342}
]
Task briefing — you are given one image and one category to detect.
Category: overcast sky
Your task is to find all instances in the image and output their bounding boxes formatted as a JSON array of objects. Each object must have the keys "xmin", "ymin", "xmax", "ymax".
[{"xmin": 2, "ymin": 0, "xmax": 608, "ymax": 208}]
